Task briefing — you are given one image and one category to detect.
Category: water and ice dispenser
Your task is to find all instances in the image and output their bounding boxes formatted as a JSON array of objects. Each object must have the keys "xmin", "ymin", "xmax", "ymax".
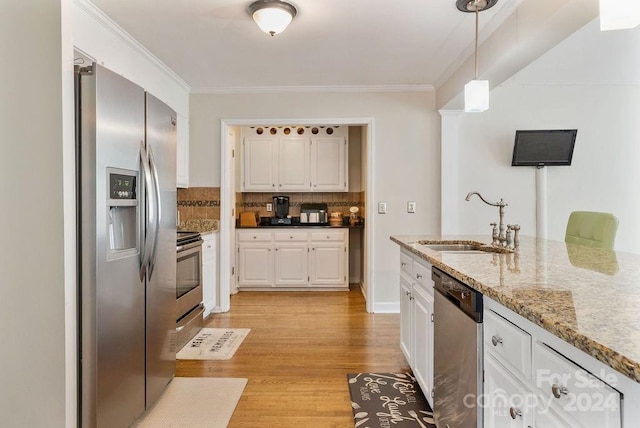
[{"xmin": 107, "ymin": 168, "xmax": 138, "ymax": 255}]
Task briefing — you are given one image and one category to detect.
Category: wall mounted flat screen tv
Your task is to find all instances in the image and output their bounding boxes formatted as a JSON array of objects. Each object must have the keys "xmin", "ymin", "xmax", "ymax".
[{"xmin": 511, "ymin": 129, "xmax": 577, "ymax": 167}]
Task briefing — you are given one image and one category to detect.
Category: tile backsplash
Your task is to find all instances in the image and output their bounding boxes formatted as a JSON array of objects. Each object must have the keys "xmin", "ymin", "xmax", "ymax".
[
  {"xmin": 177, "ymin": 188, "xmax": 366, "ymax": 223},
  {"xmin": 236, "ymin": 191, "xmax": 366, "ymax": 219},
  {"xmin": 177, "ymin": 187, "xmax": 220, "ymax": 222}
]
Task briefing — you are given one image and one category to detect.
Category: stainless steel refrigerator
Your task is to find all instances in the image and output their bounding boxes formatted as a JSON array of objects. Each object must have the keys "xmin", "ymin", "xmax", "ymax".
[{"xmin": 76, "ymin": 64, "xmax": 176, "ymax": 427}]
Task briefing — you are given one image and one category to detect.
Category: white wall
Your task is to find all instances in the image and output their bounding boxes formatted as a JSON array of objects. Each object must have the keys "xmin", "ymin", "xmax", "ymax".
[
  {"xmin": 0, "ymin": 1, "xmax": 71, "ymax": 426},
  {"xmin": 445, "ymin": 19, "xmax": 640, "ymax": 254},
  {"xmin": 190, "ymin": 90, "xmax": 440, "ymax": 310}
]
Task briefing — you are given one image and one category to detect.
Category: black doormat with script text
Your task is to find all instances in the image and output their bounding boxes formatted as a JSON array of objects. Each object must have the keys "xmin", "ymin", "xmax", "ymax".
[{"xmin": 347, "ymin": 373, "xmax": 435, "ymax": 427}]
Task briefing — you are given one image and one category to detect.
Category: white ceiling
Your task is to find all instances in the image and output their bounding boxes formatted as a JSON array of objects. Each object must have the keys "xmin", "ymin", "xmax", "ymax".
[{"xmin": 89, "ymin": 0, "xmax": 519, "ymax": 92}]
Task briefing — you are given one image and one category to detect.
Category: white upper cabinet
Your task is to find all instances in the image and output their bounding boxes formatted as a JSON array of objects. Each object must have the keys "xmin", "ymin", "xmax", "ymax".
[
  {"xmin": 176, "ymin": 114, "xmax": 189, "ymax": 188},
  {"xmin": 241, "ymin": 126, "xmax": 348, "ymax": 192},
  {"xmin": 243, "ymin": 137, "xmax": 278, "ymax": 191},
  {"xmin": 311, "ymin": 137, "xmax": 347, "ymax": 191},
  {"xmin": 278, "ymin": 137, "xmax": 311, "ymax": 191}
]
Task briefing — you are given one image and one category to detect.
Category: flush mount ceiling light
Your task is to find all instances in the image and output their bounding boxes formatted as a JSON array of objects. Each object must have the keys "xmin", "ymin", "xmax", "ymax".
[
  {"xmin": 599, "ymin": 0, "xmax": 640, "ymax": 31},
  {"xmin": 249, "ymin": 0, "xmax": 297, "ymax": 36},
  {"xmin": 457, "ymin": 0, "xmax": 498, "ymax": 112}
]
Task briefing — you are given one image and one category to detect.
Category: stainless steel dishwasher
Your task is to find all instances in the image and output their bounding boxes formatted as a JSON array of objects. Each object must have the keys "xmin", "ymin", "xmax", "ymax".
[{"xmin": 432, "ymin": 267, "xmax": 483, "ymax": 428}]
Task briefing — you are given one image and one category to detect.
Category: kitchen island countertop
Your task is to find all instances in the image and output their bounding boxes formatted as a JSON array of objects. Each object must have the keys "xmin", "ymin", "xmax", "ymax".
[{"xmin": 390, "ymin": 234, "xmax": 640, "ymax": 383}]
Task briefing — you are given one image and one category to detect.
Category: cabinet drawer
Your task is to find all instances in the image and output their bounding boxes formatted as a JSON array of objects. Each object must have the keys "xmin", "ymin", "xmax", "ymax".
[
  {"xmin": 400, "ymin": 250, "xmax": 413, "ymax": 277},
  {"xmin": 237, "ymin": 232, "xmax": 272, "ymax": 242},
  {"xmin": 413, "ymin": 260, "xmax": 432, "ymax": 292},
  {"xmin": 533, "ymin": 342, "xmax": 621, "ymax": 428},
  {"xmin": 274, "ymin": 231, "xmax": 308, "ymax": 242},
  {"xmin": 485, "ymin": 309, "xmax": 532, "ymax": 380},
  {"xmin": 310, "ymin": 231, "xmax": 345, "ymax": 242}
]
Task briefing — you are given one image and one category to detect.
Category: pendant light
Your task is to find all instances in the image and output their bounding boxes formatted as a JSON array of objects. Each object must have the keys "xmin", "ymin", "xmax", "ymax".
[
  {"xmin": 457, "ymin": 0, "xmax": 498, "ymax": 112},
  {"xmin": 249, "ymin": 0, "xmax": 297, "ymax": 36},
  {"xmin": 599, "ymin": 0, "xmax": 640, "ymax": 31}
]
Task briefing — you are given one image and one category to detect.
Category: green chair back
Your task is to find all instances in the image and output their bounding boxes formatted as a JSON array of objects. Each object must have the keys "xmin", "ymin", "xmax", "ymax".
[{"xmin": 564, "ymin": 211, "xmax": 619, "ymax": 250}]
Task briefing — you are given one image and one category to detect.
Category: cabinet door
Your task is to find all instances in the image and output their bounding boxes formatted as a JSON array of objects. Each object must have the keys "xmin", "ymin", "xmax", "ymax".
[
  {"xmin": 309, "ymin": 243, "xmax": 346, "ymax": 287},
  {"xmin": 202, "ymin": 235, "xmax": 217, "ymax": 315},
  {"xmin": 412, "ymin": 285, "xmax": 434, "ymax": 407},
  {"xmin": 484, "ymin": 354, "xmax": 534, "ymax": 428},
  {"xmin": 311, "ymin": 137, "xmax": 347, "ymax": 191},
  {"xmin": 176, "ymin": 113, "xmax": 189, "ymax": 188},
  {"xmin": 274, "ymin": 244, "xmax": 308, "ymax": 286},
  {"xmin": 278, "ymin": 137, "xmax": 310, "ymax": 191},
  {"xmin": 243, "ymin": 137, "xmax": 277, "ymax": 191},
  {"xmin": 238, "ymin": 244, "xmax": 273, "ymax": 287},
  {"xmin": 400, "ymin": 274, "xmax": 413, "ymax": 365}
]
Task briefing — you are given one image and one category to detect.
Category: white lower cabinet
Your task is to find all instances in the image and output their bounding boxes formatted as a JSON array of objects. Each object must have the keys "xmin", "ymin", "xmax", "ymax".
[
  {"xmin": 237, "ymin": 244, "xmax": 273, "ymax": 287},
  {"xmin": 484, "ymin": 354, "xmax": 534, "ymax": 428},
  {"xmin": 201, "ymin": 233, "xmax": 218, "ymax": 316},
  {"xmin": 400, "ymin": 274, "xmax": 413, "ymax": 364},
  {"xmin": 484, "ymin": 305, "xmax": 622, "ymax": 428},
  {"xmin": 412, "ymin": 282, "xmax": 433, "ymax": 403},
  {"xmin": 274, "ymin": 244, "xmax": 308, "ymax": 286},
  {"xmin": 237, "ymin": 228, "xmax": 348, "ymax": 289},
  {"xmin": 532, "ymin": 342, "xmax": 621, "ymax": 428},
  {"xmin": 309, "ymin": 244, "xmax": 346, "ymax": 286},
  {"xmin": 398, "ymin": 248, "xmax": 434, "ymax": 408}
]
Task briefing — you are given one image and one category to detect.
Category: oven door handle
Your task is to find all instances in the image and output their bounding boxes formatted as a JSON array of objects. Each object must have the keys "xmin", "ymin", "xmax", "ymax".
[
  {"xmin": 177, "ymin": 239, "xmax": 204, "ymax": 252},
  {"xmin": 139, "ymin": 141, "xmax": 154, "ymax": 281},
  {"xmin": 147, "ymin": 144, "xmax": 162, "ymax": 279}
]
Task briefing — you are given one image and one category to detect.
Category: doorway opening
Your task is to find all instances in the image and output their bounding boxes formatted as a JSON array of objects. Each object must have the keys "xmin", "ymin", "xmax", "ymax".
[{"xmin": 219, "ymin": 118, "xmax": 375, "ymax": 313}]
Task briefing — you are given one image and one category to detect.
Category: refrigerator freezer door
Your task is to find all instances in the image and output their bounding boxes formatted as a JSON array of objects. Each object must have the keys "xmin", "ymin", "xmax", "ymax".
[
  {"xmin": 79, "ymin": 65, "xmax": 146, "ymax": 427},
  {"xmin": 144, "ymin": 93, "xmax": 177, "ymax": 407}
]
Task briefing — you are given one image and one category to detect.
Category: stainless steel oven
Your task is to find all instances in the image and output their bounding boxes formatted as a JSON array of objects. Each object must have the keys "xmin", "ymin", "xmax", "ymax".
[{"xmin": 176, "ymin": 231, "xmax": 203, "ymax": 349}]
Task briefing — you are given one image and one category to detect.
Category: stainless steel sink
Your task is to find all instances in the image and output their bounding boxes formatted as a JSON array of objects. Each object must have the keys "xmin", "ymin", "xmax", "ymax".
[{"xmin": 414, "ymin": 241, "xmax": 513, "ymax": 253}]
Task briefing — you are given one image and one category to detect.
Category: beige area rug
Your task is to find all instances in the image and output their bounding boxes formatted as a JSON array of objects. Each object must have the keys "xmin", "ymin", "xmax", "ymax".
[
  {"xmin": 177, "ymin": 328, "xmax": 250, "ymax": 360},
  {"xmin": 134, "ymin": 377, "xmax": 247, "ymax": 428}
]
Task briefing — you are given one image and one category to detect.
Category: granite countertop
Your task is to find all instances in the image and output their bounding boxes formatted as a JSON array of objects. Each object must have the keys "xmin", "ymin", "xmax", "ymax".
[
  {"xmin": 178, "ymin": 219, "xmax": 219, "ymax": 234},
  {"xmin": 390, "ymin": 234, "xmax": 640, "ymax": 383}
]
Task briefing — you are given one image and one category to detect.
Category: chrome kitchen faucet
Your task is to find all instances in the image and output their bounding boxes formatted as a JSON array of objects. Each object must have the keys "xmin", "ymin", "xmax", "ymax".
[{"xmin": 465, "ymin": 191, "xmax": 519, "ymax": 250}]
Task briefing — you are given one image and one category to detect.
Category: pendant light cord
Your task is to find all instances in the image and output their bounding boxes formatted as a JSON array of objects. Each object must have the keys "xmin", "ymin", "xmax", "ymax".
[{"xmin": 474, "ymin": 3, "xmax": 479, "ymax": 80}]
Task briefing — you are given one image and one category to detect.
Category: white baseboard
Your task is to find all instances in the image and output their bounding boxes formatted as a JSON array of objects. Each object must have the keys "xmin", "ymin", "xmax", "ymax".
[{"xmin": 371, "ymin": 302, "xmax": 400, "ymax": 313}]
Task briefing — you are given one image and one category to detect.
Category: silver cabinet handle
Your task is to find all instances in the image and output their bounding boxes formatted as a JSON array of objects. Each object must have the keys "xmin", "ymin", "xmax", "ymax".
[
  {"xmin": 405, "ymin": 291, "xmax": 410, "ymax": 296},
  {"xmin": 147, "ymin": 144, "xmax": 162, "ymax": 279},
  {"xmin": 509, "ymin": 407, "xmax": 522, "ymax": 419},
  {"xmin": 491, "ymin": 335, "xmax": 503, "ymax": 346},
  {"xmin": 138, "ymin": 141, "xmax": 154, "ymax": 282},
  {"xmin": 552, "ymin": 384, "xmax": 568, "ymax": 399},
  {"xmin": 401, "ymin": 262, "xmax": 406, "ymax": 267},
  {"xmin": 416, "ymin": 273, "xmax": 423, "ymax": 279}
]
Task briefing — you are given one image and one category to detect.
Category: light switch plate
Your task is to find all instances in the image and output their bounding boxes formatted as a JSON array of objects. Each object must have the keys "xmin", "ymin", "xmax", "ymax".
[
  {"xmin": 378, "ymin": 202, "xmax": 387, "ymax": 214},
  {"xmin": 266, "ymin": 203, "xmax": 273, "ymax": 212},
  {"xmin": 407, "ymin": 201, "xmax": 416, "ymax": 213}
]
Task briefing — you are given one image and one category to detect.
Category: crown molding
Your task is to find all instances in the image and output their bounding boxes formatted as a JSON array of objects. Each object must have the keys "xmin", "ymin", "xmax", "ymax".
[
  {"xmin": 74, "ymin": 0, "xmax": 190, "ymax": 92},
  {"xmin": 191, "ymin": 84, "xmax": 435, "ymax": 95}
]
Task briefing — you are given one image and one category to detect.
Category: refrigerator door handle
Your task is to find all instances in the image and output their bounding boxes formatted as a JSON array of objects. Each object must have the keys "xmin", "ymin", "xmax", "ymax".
[
  {"xmin": 139, "ymin": 140, "xmax": 155, "ymax": 281},
  {"xmin": 147, "ymin": 144, "xmax": 162, "ymax": 279}
]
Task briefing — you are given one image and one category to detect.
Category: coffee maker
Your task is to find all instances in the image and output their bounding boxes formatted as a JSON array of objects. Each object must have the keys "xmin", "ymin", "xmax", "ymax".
[{"xmin": 271, "ymin": 196, "xmax": 291, "ymax": 225}]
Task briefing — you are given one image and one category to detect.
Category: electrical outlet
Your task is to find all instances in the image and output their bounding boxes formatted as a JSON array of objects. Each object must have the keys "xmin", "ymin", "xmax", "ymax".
[
  {"xmin": 378, "ymin": 202, "xmax": 387, "ymax": 214},
  {"xmin": 266, "ymin": 203, "xmax": 273, "ymax": 212},
  {"xmin": 407, "ymin": 201, "xmax": 416, "ymax": 213}
]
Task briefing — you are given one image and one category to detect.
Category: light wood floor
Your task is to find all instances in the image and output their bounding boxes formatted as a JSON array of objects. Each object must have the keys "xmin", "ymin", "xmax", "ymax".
[{"xmin": 176, "ymin": 286, "xmax": 410, "ymax": 427}]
